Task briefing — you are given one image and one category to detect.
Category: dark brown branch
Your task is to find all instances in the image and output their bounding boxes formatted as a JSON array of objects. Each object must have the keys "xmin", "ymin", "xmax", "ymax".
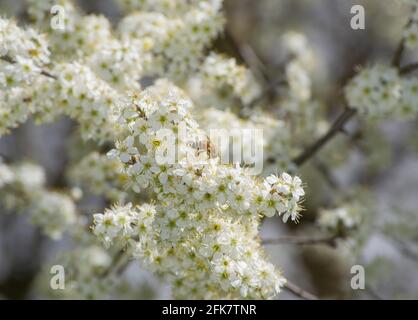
[
  {"xmin": 39, "ymin": 69, "xmax": 57, "ymax": 79},
  {"xmin": 1, "ymin": 55, "xmax": 16, "ymax": 64},
  {"xmin": 1, "ymin": 55, "xmax": 57, "ymax": 80},
  {"xmin": 392, "ymin": 39, "xmax": 406, "ymax": 68},
  {"xmin": 399, "ymin": 62, "xmax": 418, "ymax": 75},
  {"xmin": 292, "ymin": 107, "xmax": 357, "ymax": 167},
  {"xmin": 262, "ymin": 234, "xmax": 339, "ymax": 247},
  {"xmin": 284, "ymin": 280, "xmax": 319, "ymax": 300}
]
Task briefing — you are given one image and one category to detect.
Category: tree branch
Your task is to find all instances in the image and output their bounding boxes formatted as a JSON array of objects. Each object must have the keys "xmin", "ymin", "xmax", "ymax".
[
  {"xmin": 1, "ymin": 55, "xmax": 57, "ymax": 80},
  {"xmin": 392, "ymin": 39, "xmax": 406, "ymax": 68},
  {"xmin": 284, "ymin": 280, "xmax": 319, "ymax": 300},
  {"xmin": 399, "ymin": 62, "xmax": 418, "ymax": 75},
  {"xmin": 292, "ymin": 107, "xmax": 357, "ymax": 167}
]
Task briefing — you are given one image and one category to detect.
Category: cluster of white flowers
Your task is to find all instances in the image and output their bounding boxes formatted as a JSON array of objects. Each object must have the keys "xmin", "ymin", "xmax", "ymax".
[
  {"xmin": 27, "ymin": 0, "xmax": 108, "ymax": 56},
  {"xmin": 317, "ymin": 205, "xmax": 364, "ymax": 233},
  {"xmin": 195, "ymin": 53, "xmax": 261, "ymax": 108},
  {"xmin": 280, "ymin": 31, "xmax": 315, "ymax": 104},
  {"xmin": 93, "ymin": 203, "xmax": 140, "ymax": 249},
  {"xmin": 27, "ymin": 0, "xmax": 144, "ymax": 90},
  {"xmin": 91, "ymin": 80, "xmax": 304, "ymax": 299},
  {"xmin": 0, "ymin": 18, "xmax": 50, "ymax": 89},
  {"xmin": 317, "ymin": 195, "xmax": 375, "ymax": 236},
  {"xmin": 69, "ymin": 152, "xmax": 130, "ymax": 203},
  {"xmin": 86, "ymin": 38, "xmax": 143, "ymax": 91},
  {"xmin": 116, "ymin": 12, "xmax": 171, "ymax": 76},
  {"xmin": 279, "ymin": 32, "xmax": 316, "ymax": 103},
  {"xmin": 0, "ymin": 17, "xmax": 127, "ymax": 141},
  {"xmin": 93, "ymin": 202, "xmax": 287, "ymax": 299},
  {"xmin": 40, "ymin": 62, "xmax": 124, "ymax": 141},
  {"xmin": 0, "ymin": 161, "xmax": 46, "ymax": 209},
  {"xmin": 0, "ymin": 160, "xmax": 15, "ymax": 188},
  {"xmin": 345, "ymin": 64, "xmax": 418, "ymax": 119},
  {"xmin": 0, "ymin": 160, "xmax": 79, "ymax": 239},
  {"xmin": 109, "ymin": 81, "xmax": 304, "ymax": 219},
  {"xmin": 263, "ymin": 173, "xmax": 304, "ymax": 221},
  {"xmin": 30, "ymin": 191, "xmax": 77, "ymax": 239},
  {"xmin": 316, "ymin": 196, "xmax": 374, "ymax": 258},
  {"xmin": 117, "ymin": 0, "xmax": 224, "ymax": 79},
  {"xmin": 0, "ymin": 87, "xmax": 33, "ymax": 135}
]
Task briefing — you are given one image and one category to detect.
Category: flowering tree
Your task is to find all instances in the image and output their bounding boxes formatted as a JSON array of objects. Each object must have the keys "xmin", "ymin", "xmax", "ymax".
[{"xmin": 1, "ymin": 0, "xmax": 418, "ymax": 299}]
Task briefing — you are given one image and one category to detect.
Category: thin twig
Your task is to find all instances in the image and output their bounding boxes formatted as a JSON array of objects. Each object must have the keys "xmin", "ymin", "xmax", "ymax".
[
  {"xmin": 399, "ymin": 62, "xmax": 418, "ymax": 75},
  {"xmin": 284, "ymin": 280, "xmax": 319, "ymax": 300},
  {"xmin": 262, "ymin": 234, "xmax": 339, "ymax": 247},
  {"xmin": 392, "ymin": 39, "xmax": 406, "ymax": 68},
  {"xmin": 1, "ymin": 55, "xmax": 57, "ymax": 80},
  {"xmin": 39, "ymin": 69, "xmax": 57, "ymax": 79},
  {"xmin": 1, "ymin": 55, "xmax": 15, "ymax": 64},
  {"xmin": 292, "ymin": 107, "xmax": 357, "ymax": 167}
]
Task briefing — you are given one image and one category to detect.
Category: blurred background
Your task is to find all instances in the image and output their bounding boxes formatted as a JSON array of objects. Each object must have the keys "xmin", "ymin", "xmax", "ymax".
[{"xmin": 0, "ymin": 0, "xmax": 417, "ymax": 299}]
